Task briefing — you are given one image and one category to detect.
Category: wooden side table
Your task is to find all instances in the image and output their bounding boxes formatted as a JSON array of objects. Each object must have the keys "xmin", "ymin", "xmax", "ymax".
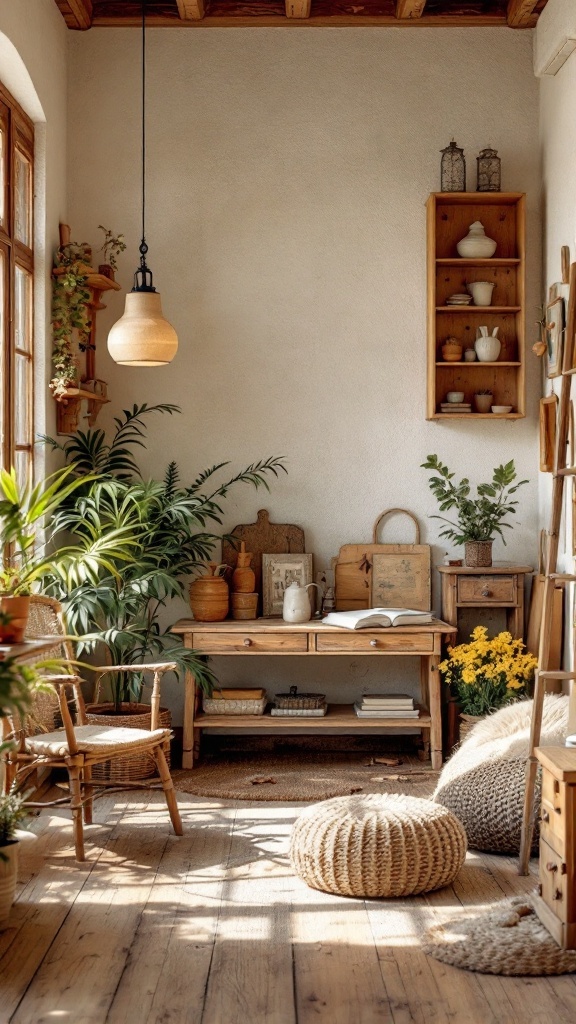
[
  {"xmin": 533, "ymin": 746, "xmax": 576, "ymax": 949},
  {"xmin": 437, "ymin": 563, "xmax": 533, "ymax": 640}
]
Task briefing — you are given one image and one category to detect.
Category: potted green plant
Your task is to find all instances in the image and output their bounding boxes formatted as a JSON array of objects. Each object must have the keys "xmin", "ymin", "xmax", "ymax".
[
  {"xmin": 97, "ymin": 225, "xmax": 126, "ymax": 280},
  {"xmin": 421, "ymin": 455, "xmax": 528, "ymax": 567},
  {"xmin": 0, "ymin": 785, "xmax": 29, "ymax": 929},
  {"xmin": 42, "ymin": 404, "xmax": 286, "ymax": 776},
  {"xmin": 50, "ymin": 237, "xmax": 94, "ymax": 398},
  {"xmin": 473, "ymin": 389, "xmax": 493, "ymax": 414},
  {"xmin": 439, "ymin": 625, "xmax": 537, "ymax": 741}
]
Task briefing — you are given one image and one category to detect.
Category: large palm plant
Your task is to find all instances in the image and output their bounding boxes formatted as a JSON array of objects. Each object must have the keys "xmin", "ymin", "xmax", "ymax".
[{"xmin": 43, "ymin": 405, "xmax": 286, "ymax": 709}]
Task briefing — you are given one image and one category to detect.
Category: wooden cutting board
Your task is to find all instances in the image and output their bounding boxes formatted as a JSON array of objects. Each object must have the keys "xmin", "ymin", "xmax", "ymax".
[
  {"xmin": 335, "ymin": 508, "xmax": 431, "ymax": 612},
  {"xmin": 221, "ymin": 509, "xmax": 305, "ymax": 613},
  {"xmin": 526, "ymin": 530, "xmax": 563, "ymax": 685}
]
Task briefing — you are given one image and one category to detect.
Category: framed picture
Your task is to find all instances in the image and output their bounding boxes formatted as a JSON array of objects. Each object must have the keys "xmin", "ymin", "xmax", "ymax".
[
  {"xmin": 262, "ymin": 553, "xmax": 313, "ymax": 617},
  {"xmin": 539, "ymin": 394, "xmax": 558, "ymax": 473},
  {"xmin": 546, "ymin": 296, "xmax": 565, "ymax": 378}
]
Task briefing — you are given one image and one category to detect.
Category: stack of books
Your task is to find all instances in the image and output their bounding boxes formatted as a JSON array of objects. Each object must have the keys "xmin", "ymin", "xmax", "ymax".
[{"xmin": 354, "ymin": 693, "xmax": 419, "ymax": 718}]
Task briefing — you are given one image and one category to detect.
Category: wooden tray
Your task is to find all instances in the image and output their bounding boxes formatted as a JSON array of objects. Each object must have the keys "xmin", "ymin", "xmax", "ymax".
[{"xmin": 334, "ymin": 508, "xmax": 431, "ymax": 612}]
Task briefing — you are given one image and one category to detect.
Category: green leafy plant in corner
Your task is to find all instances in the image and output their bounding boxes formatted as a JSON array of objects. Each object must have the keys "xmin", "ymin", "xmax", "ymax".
[
  {"xmin": 43, "ymin": 404, "xmax": 287, "ymax": 710},
  {"xmin": 421, "ymin": 455, "xmax": 528, "ymax": 545}
]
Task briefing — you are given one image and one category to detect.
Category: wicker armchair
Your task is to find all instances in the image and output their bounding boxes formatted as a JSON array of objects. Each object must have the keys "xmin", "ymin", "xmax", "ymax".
[{"xmin": 1, "ymin": 595, "xmax": 183, "ymax": 861}]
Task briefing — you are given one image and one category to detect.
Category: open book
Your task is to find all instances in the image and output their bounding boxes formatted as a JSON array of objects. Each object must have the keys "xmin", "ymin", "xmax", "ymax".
[{"xmin": 322, "ymin": 608, "xmax": 435, "ymax": 629}]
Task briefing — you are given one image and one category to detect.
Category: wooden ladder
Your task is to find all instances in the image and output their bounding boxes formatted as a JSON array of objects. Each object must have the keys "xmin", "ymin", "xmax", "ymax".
[{"xmin": 519, "ymin": 256, "xmax": 576, "ymax": 874}]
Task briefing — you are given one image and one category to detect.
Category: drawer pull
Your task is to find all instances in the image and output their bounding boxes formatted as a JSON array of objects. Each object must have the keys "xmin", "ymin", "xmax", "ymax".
[
  {"xmin": 553, "ymin": 888, "xmax": 563, "ymax": 902},
  {"xmin": 542, "ymin": 809, "xmax": 550, "ymax": 823},
  {"xmin": 555, "ymin": 806, "xmax": 562, "ymax": 815},
  {"xmin": 481, "ymin": 588, "xmax": 491, "ymax": 598},
  {"xmin": 370, "ymin": 639, "xmax": 378, "ymax": 647},
  {"xmin": 546, "ymin": 862, "xmax": 557, "ymax": 873},
  {"xmin": 243, "ymin": 638, "xmax": 252, "ymax": 647},
  {"xmin": 537, "ymin": 883, "xmax": 542, "ymax": 896}
]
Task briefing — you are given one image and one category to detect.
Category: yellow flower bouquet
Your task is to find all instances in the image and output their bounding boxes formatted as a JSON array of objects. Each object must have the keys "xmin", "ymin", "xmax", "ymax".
[{"xmin": 439, "ymin": 626, "xmax": 537, "ymax": 716}]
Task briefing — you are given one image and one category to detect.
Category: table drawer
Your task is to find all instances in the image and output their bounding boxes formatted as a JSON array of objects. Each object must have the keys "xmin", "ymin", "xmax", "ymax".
[
  {"xmin": 192, "ymin": 631, "xmax": 307, "ymax": 654},
  {"xmin": 540, "ymin": 772, "xmax": 567, "ymax": 851},
  {"xmin": 457, "ymin": 575, "xmax": 515, "ymax": 604},
  {"xmin": 539, "ymin": 837, "xmax": 573, "ymax": 922},
  {"xmin": 316, "ymin": 632, "xmax": 434, "ymax": 653}
]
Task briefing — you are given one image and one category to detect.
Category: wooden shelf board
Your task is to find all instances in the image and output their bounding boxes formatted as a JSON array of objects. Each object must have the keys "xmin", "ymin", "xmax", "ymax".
[
  {"xmin": 431, "ymin": 412, "xmax": 523, "ymax": 420},
  {"xmin": 430, "ymin": 192, "xmax": 525, "ymax": 205},
  {"xmin": 195, "ymin": 702, "xmax": 430, "ymax": 730},
  {"xmin": 435, "ymin": 306, "xmax": 521, "ymax": 313},
  {"xmin": 54, "ymin": 388, "xmax": 109, "ymax": 403},
  {"xmin": 435, "ymin": 361, "xmax": 520, "ymax": 367},
  {"xmin": 436, "ymin": 258, "xmax": 521, "ymax": 266}
]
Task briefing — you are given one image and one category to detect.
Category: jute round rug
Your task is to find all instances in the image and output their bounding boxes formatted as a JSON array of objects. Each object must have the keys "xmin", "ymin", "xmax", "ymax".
[
  {"xmin": 172, "ymin": 753, "xmax": 439, "ymax": 802},
  {"xmin": 423, "ymin": 897, "xmax": 576, "ymax": 976}
]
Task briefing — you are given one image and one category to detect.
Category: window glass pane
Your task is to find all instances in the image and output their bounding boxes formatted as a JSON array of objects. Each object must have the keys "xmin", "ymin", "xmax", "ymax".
[
  {"xmin": 15, "ymin": 353, "xmax": 31, "ymax": 446},
  {"xmin": 0, "ymin": 126, "xmax": 5, "ymax": 227},
  {"xmin": 14, "ymin": 265, "xmax": 31, "ymax": 352},
  {"xmin": 14, "ymin": 449, "xmax": 31, "ymax": 489},
  {"xmin": 14, "ymin": 148, "xmax": 31, "ymax": 246}
]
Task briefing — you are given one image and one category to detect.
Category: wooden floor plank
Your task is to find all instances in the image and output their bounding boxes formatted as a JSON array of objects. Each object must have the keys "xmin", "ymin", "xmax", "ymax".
[
  {"xmin": 107, "ymin": 798, "xmax": 237, "ymax": 1024},
  {"xmin": 202, "ymin": 803, "xmax": 299, "ymax": 1024}
]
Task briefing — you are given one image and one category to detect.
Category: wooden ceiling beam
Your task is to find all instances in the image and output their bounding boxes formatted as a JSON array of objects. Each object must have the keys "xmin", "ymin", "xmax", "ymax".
[
  {"xmin": 507, "ymin": 0, "xmax": 540, "ymax": 27},
  {"xmin": 176, "ymin": 1, "xmax": 205, "ymax": 19},
  {"xmin": 285, "ymin": 1, "xmax": 312, "ymax": 18},
  {"xmin": 396, "ymin": 0, "xmax": 427, "ymax": 18},
  {"xmin": 54, "ymin": 0, "xmax": 93, "ymax": 29}
]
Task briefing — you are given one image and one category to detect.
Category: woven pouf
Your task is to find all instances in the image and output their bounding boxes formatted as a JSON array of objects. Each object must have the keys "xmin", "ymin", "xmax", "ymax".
[{"xmin": 290, "ymin": 793, "xmax": 467, "ymax": 898}]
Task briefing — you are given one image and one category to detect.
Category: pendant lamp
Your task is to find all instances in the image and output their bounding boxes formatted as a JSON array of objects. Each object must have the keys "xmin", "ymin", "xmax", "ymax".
[{"xmin": 108, "ymin": 0, "xmax": 178, "ymax": 366}]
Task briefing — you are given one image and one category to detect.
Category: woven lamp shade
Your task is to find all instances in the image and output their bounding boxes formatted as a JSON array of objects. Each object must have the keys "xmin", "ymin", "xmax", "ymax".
[
  {"xmin": 108, "ymin": 291, "xmax": 178, "ymax": 366},
  {"xmin": 290, "ymin": 793, "xmax": 467, "ymax": 898}
]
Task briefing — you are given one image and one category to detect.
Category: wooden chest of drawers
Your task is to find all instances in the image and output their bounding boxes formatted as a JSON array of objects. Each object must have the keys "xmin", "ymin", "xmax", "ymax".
[{"xmin": 533, "ymin": 746, "xmax": 576, "ymax": 949}]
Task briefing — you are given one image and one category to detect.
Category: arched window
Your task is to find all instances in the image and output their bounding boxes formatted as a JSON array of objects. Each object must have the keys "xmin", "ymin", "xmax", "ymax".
[{"xmin": 0, "ymin": 80, "xmax": 34, "ymax": 481}]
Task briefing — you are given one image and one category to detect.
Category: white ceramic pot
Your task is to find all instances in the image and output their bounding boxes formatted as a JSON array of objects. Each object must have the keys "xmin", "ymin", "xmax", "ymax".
[
  {"xmin": 467, "ymin": 281, "xmax": 495, "ymax": 306},
  {"xmin": 457, "ymin": 221, "xmax": 497, "ymax": 259},
  {"xmin": 474, "ymin": 336, "xmax": 501, "ymax": 362},
  {"xmin": 0, "ymin": 841, "xmax": 18, "ymax": 930}
]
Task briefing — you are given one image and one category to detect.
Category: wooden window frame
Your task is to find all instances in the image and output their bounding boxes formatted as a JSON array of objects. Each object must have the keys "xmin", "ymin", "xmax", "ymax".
[{"xmin": 0, "ymin": 80, "xmax": 34, "ymax": 479}]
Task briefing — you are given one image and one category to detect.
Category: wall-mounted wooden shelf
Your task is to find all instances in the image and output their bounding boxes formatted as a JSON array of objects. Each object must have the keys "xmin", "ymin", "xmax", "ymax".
[{"xmin": 427, "ymin": 192, "xmax": 526, "ymax": 420}]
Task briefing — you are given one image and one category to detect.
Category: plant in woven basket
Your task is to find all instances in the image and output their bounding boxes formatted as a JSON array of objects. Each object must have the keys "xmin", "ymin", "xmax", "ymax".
[
  {"xmin": 421, "ymin": 455, "xmax": 528, "ymax": 545},
  {"xmin": 43, "ymin": 404, "xmax": 287, "ymax": 711},
  {"xmin": 439, "ymin": 626, "xmax": 537, "ymax": 717}
]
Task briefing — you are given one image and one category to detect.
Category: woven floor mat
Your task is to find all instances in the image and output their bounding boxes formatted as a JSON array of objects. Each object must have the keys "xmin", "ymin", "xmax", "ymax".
[
  {"xmin": 423, "ymin": 897, "xmax": 576, "ymax": 976},
  {"xmin": 172, "ymin": 753, "xmax": 439, "ymax": 802}
]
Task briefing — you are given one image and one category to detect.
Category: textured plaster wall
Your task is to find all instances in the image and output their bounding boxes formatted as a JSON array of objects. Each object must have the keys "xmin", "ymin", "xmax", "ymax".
[
  {"xmin": 0, "ymin": 0, "xmax": 68, "ymax": 443},
  {"xmin": 68, "ymin": 28, "xmax": 541, "ymax": 721}
]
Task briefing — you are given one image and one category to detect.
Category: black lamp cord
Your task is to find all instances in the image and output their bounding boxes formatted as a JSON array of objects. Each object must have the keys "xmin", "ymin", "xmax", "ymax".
[{"xmin": 134, "ymin": 0, "xmax": 154, "ymax": 291}]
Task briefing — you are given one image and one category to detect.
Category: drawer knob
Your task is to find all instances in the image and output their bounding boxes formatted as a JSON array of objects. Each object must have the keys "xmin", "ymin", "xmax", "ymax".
[
  {"xmin": 553, "ymin": 888, "xmax": 563, "ymax": 902},
  {"xmin": 542, "ymin": 809, "xmax": 550, "ymax": 823},
  {"xmin": 546, "ymin": 862, "xmax": 558, "ymax": 873},
  {"xmin": 243, "ymin": 638, "xmax": 252, "ymax": 647},
  {"xmin": 481, "ymin": 588, "xmax": 491, "ymax": 598},
  {"xmin": 369, "ymin": 639, "xmax": 378, "ymax": 647},
  {"xmin": 537, "ymin": 883, "xmax": 542, "ymax": 896}
]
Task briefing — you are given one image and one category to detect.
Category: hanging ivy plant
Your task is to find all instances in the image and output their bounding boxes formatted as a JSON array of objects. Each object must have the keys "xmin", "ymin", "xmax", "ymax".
[{"xmin": 50, "ymin": 241, "xmax": 93, "ymax": 398}]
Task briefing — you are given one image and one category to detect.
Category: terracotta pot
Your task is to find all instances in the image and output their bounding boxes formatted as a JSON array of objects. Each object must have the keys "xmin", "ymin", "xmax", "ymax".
[
  {"xmin": 98, "ymin": 263, "xmax": 115, "ymax": 280},
  {"xmin": 464, "ymin": 541, "xmax": 493, "ymax": 567},
  {"xmin": 232, "ymin": 541, "xmax": 256, "ymax": 594},
  {"xmin": 0, "ymin": 595, "xmax": 31, "ymax": 643},
  {"xmin": 0, "ymin": 841, "xmax": 18, "ymax": 930},
  {"xmin": 189, "ymin": 563, "xmax": 229, "ymax": 622}
]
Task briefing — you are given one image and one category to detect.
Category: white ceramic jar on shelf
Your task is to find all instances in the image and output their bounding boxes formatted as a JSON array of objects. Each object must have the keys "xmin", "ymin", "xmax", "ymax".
[
  {"xmin": 456, "ymin": 221, "xmax": 497, "ymax": 258},
  {"xmin": 474, "ymin": 327, "xmax": 501, "ymax": 362}
]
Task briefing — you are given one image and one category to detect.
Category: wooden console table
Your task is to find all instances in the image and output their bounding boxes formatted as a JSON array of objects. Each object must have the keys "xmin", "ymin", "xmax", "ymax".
[{"xmin": 171, "ymin": 618, "xmax": 455, "ymax": 771}]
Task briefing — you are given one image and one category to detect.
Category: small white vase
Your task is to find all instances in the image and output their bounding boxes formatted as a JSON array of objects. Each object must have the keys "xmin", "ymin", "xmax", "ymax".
[
  {"xmin": 467, "ymin": 281, "xmax": 495, "ymax": 306},
  {"xmin": 457, "ymin": 221, "xmax": 497, "ymax": 259},
  {"xmin": 475, "ymin": 334, "xmax": 501, "ymax": 362}
]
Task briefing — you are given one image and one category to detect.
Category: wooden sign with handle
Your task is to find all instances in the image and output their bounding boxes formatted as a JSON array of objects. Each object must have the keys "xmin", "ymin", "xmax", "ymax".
[{"xmin": 334, "ymin": 508, "xmax": 431, "ymax": 612}]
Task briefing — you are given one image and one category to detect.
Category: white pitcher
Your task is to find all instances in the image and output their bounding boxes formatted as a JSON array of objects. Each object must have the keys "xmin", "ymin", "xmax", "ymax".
[{"xmin": 282, "ymin": 581, "xmax": 319, "ymax": 623}]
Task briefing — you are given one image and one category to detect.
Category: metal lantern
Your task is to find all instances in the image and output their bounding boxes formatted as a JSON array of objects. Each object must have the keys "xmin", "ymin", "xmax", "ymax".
[
  {"xmin": 476, "ymin": 147, "xmax": 501, "ymax": 192},
  {"xmin": 440, "ymin": 139, "xmax": 466, "ymax": 193}
]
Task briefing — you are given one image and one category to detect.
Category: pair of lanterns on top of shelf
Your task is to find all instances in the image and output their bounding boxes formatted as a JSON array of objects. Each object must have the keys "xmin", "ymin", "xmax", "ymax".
[
  {"xmin": 107, "ymin": 1, "xmax": 177, "ymax": 368},
  {"xmin": 440, "ymin": 140, "xmax": 501, "ymax": 194}
]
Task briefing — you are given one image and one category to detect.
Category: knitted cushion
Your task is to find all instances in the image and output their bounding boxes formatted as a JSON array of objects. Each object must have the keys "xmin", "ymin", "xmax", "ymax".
[
  {"xmin": 290, "ymin": 793, "xmax": 467, "ymax": 898},
  {"xmin": 434, "ymin": 695, "xmax": 569, "ymax": 855}
]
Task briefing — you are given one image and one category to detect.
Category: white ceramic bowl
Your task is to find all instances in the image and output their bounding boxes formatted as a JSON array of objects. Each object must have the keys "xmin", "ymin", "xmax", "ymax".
[
  {"xmin": 491, "ymin": 405, "xmax": 512, "ymax": 414},
  {"xmin": 446, "ymin": 391, "xmax": 465, "ymax": 403}
]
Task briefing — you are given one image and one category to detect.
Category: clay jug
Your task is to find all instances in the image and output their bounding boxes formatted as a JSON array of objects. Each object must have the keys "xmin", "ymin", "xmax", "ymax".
[
  {"xmin": 232, "ymin": 542, "xmax": 256, "ymax": 594},
  {"xmin": 189, "ymin": 563, "xmax": 229, "ymax": 622}
]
